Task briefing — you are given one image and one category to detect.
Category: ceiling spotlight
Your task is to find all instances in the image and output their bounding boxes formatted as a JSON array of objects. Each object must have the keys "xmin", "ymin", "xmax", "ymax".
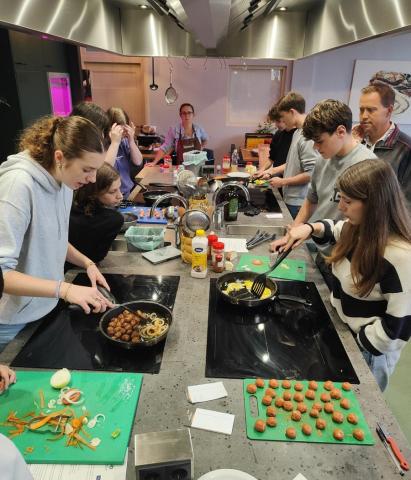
[
  {"xmin": 278, "ymin": 6, "xmax": 287, "ymax": 11},
  {"xmin": 140, "ymin": 4, "xmax": 148, "ymax": 8}
]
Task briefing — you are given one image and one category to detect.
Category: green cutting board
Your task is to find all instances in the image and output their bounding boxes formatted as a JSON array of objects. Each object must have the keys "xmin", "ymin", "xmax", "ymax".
[
  {"xmin": 0, "ymin": 370, "xmax": 143, "ymax": 464},
  {"xmin": 236, "ymin": 254, "xmax": 306, "ymax": 281},
  {"xmin": 244, "ymin": 378, "xmax": 374, "ymax": 445}
]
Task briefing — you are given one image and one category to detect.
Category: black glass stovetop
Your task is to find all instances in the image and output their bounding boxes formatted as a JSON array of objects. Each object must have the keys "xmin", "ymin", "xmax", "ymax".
[
  {"xmin": 206, "ymin": 279, "xmax": 359, "ymax": 383},
  {"xmin": 11, "ymin": 274, "xmax": 180, "ymax": 374}
]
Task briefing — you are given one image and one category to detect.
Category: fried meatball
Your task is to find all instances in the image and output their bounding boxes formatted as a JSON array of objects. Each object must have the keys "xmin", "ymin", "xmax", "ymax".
[
  {"xmin": 302, "ymin": 423, "xmax": 312, "ymax": 436},
  {"xmin": 266, "ymin": 417, "xmax": 277, "ymax": 428},
  {"xmin": 266, "ymin": 406, "xmax": 277, "ymax": 417},
  {"xmin": 333, "ymin": 428, "xmax": 344, "ymax": 441},
  {"xmin": 340, "ymin": 398, "xmax": 350, "ymax": 410},
  {"xmin": 254, "ymin": 419, "xmax": 266, "ymax": 432},
  {"xmin": 305, "ymin": 389, "xmax": 316, "ymax": 400},
  {"xmin": 291, "ymin": 410, "xmax": 302, "ymax": 422},
  {"xmin": 283, "ymin": 401, "xmax": 293, "ymax": 411},
  {"xmin": 286, "ymin": 427, "xmax": 297, "ymax": 439},
  {"xmin": 293, "ymin": 392, "xmax": 304, "ymax": 403},
  {"xmin": 262, "ymin": 395, "xmax": 273, "ymax": 406},
  {"xmin": 316, "ymin": 418, "xmax": 327, "ymax": 430},
  {"xmin": 247, "ymin": 384, "xmax": 257, "ymax": 394},
  {"xmin": 332, "ymin": 411, "xmax": 344, "ymax": 423},
  {"xmin": 297, "ymin": 403, "xmax": 308, "ymax": 414},
  {"xmin": 255, "ymin": 378, "xmax": 265, "ymax": 388},
  {"xmin": 269, "ymin": 379, "xmax": 279, "ymax": 389},
  {"xmin": 353, "ymin": 428, "xmax": 364, "ymax": 441},
  {"xmin": 347, "ymin": 413, "xmax": 358, "ymax": 425}
]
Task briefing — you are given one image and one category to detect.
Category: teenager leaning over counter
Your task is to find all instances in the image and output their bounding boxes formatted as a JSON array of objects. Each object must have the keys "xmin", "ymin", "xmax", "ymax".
[
  {"xmin": 280, "ymin": 159, "xmax": 411, "ymax": 391},
  {"xmin": 0, "ymin": 116, "xmax": 113, "ymax": 352}
]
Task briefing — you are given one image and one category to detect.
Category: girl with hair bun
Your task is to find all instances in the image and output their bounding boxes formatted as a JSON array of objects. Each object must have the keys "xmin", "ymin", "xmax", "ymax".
[
  {"xmin": 0, "ymin": 115, "xmax": 114, "ymax": 352},
  {"xmin": 281, "ymin": 159, "xmax": 411, "ymax": 391}
]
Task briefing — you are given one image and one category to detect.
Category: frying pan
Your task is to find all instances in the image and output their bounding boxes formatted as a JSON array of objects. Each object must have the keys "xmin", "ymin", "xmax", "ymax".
[
  {"xmin": 99, "ymin": 300, "xmax": 173, "ymax": 350},
  {"xmin": 135, "ymin": 181, "xmax": 177, "ymax": 206},
  {"xmin": 216, "ymin": 271, "xmax": 311, "ymax": 309}
]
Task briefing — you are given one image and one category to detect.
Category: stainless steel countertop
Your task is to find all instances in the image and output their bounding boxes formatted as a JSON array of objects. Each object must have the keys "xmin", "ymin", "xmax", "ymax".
[{"xmin": 1, "ymin": 169, "xmax": 410, "ymax": 479}]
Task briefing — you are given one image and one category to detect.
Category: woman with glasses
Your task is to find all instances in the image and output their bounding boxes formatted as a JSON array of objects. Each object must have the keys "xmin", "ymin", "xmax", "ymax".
[{"xmin": 152, "ymin": 103, "xmax": 208, "ymax": 165}]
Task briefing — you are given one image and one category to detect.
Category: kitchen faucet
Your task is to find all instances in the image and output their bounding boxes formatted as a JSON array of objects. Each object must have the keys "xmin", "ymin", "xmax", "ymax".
[
  {"xmin": 149, "ymin": 193, "xmax": 188, "ymax": 216},
  {"xmin": 212, "ymin": 181, "xmax": 251, "ymax": 206}
]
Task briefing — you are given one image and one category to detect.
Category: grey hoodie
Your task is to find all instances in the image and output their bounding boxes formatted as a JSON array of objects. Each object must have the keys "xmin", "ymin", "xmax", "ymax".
[{"xmin": 0, "ymin": 151, "xmax": 73, "ymax": 324}]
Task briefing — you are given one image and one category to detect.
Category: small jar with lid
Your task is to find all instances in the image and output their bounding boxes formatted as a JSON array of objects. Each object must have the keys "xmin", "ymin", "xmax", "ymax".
[
  {"xmin": 164, "ymin": 155, "xmax": 172, "ymax": 168},
  {"xmin": 213, "ymin": 253, "xmax": 225, "ymax": 273},
  {"xmin": 207, "ymin": 234, "xmax": 218, "ymax": 260},
  {"xmin": 211, "ymin": 241, "xmax": 225, "ymax": 267}
]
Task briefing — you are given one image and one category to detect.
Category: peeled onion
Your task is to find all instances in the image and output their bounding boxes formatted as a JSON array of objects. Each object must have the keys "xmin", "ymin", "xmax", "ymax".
[{"xmin": 50, "ymin": 368, "xmax": 71, "ymax": 389}]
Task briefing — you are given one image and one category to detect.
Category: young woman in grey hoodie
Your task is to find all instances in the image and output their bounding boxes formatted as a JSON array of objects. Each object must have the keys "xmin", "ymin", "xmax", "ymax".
[{"xmin": 0, "ymin": 115, "xmax": 114, "ymax": 351}]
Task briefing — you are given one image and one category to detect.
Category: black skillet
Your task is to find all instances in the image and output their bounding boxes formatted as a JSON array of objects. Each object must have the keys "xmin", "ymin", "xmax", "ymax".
[{"xmin": 216, "ymin": 271, "xmax": 311, "ymax": 308}]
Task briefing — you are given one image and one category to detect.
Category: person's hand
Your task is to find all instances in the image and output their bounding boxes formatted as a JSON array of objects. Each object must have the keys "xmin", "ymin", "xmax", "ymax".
[
  {"xmin": 270, "ymin": 234, "xmax": 290, "ymax": 252},
  {"xmin": 282, "ymin": 224, "xmax": 313, "ymax": 251},
  {"xmin": 269, "ymin": 176, "xmax": 285, "ymax": 188},
  {"xmin": 63, "ymin": 284, "xmax": 113, "ymax": 314},
  {"xmin": 86, "ymin": 264, "xmax": 110, "ymax": 290},
  {"xmin": 253, "ymin": 169, "xmax": 270, "ymax": 180},
  {"xmin": 0, "ymin": 365, "xmax": 16, "ymax": 394},
  {"xmin": 123, "ymin": 122, "xmax": 136, "ymax": 142},
  {"xmin": 109, "ymin": 123, "xmax": 124, "ymax": 144}
]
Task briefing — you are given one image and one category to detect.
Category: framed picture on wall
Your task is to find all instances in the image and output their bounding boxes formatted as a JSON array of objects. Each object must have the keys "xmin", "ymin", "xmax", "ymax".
[{"xmin": 349, "ymin": 60, "xmax": 411, "ymax": 124}]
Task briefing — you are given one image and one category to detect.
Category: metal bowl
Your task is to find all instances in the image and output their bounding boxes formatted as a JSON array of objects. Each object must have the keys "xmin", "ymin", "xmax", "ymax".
[
  {"xmin": 99, "ymin": 300, "xmax": 173, "ymax": 350},
  {"xmin": 180, "ymin": 209, "xmax": 210, "ymax": 234}
]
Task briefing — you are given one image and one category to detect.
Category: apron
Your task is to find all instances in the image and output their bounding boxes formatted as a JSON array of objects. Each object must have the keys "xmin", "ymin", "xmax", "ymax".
[{"xmin": 176, "ymin": 126, "xmax": 202, "ymax": 165}]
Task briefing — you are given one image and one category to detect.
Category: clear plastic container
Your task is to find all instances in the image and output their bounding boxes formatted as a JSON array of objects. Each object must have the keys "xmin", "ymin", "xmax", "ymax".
[{"xmin": 191, "ymin": 229, "xmax": 208, "ymax": 278}]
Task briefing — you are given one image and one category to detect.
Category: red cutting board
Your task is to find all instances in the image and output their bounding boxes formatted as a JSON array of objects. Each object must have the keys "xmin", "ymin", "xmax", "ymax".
[
  {"xmin": 0, "ymin": 370, "xmax": 142, "ymax": 464},
  {"xmin": 244, "ymin": 378, "xmax": 374, "ymax": 445}
]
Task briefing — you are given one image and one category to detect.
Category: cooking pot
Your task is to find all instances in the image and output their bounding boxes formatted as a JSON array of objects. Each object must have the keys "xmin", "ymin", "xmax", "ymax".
[
  {"xmin": 216, "ymin": 271, "xmax": 311, "ymax": 309},
  {"xmin": 99, "ymin": 300, "xmax": 173, "ymax": 350}
]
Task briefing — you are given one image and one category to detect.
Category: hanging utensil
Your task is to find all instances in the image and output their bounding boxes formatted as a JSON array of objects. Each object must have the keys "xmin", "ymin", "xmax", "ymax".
[
  {"xmin": 165, "ymin": 68, "xmax": 178, "ymax": 104},
  {"xmin": 149, "ymin": 57, "xmax": 158, "ymax": 91}
]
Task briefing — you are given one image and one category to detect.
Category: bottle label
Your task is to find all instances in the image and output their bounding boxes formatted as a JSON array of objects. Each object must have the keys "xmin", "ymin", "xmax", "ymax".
[{"xmin": 192, "ymin": 251, "xmax": 207, "ymax": 272}]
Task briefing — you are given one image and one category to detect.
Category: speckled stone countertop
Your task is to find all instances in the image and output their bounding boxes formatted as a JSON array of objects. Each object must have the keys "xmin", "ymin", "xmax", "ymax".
[{"xmin": 1, "ymin": 170, "xmax": 410, "ymax": 480}]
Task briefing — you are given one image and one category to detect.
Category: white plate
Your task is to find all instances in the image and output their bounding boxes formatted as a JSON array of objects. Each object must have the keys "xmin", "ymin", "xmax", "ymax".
[
  {"xmin": 198, "ymin": 470, "xmax": 257, "ymax": 480},
  {"xmin": 226, "ymin": 172, "xmax": 250, "ymax": 179}
]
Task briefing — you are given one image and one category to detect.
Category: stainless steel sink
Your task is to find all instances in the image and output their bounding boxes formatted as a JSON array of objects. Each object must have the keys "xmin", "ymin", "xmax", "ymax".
[
  {"xmin": 109, "ymin": 237, "xmax": 128, "ymax": 252},
  {"xmin": 225, "ymin": 224, "xmax": 286, "ymax": 236}
]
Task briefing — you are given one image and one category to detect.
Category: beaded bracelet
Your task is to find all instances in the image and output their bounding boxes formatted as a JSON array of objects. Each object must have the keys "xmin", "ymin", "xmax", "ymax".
[{"xmin": 303, "ymin": 222, "xmax": 315, "ymax": 236}]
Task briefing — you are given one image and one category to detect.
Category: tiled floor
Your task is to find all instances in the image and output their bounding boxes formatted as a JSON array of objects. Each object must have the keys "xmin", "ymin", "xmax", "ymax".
[{"xmin": 384, "ymin": 341, "xmax": 411, "ymax": 444}]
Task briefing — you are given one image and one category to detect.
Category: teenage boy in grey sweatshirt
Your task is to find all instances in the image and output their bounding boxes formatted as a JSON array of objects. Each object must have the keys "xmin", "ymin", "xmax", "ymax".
[
  {"xmin": 269, "ymin": 92, "xmax": 319, "ymax": 219},
  {"xmin": 270, "ymin": 99, "xmax": 376, "ymax": 285}
]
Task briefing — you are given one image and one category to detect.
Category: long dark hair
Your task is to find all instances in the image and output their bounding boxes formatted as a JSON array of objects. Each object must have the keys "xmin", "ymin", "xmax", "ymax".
[
  {"xmin": 19, "ymin": 115, "xmax": 103, "ymax": 171},
  {"xmin": 74, "ymin": 163, "xmax": 120, "ymax": 216},
  {"xmin": 107, "ymin": 107, "xmax": 130, "ymax": 126},
  {"xmin": 327, "ymin": 159, "xmax": 411, "ymax": 296}
]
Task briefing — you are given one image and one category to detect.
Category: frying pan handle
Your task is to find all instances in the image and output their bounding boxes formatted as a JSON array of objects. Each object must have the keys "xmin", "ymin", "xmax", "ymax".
[{"xmin": 276, "ymin": 294, "xmax": 312, "ymax": 307}]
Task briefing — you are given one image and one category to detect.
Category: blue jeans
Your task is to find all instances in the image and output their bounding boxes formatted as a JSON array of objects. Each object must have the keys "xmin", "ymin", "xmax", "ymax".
[
  {"xmin": 0, "ymin": 323, "xmax": 26, "ymax": 353},
  {"xmin": 285, "ymin": 204, "xmax": 300, "ymax": 219},
  {"xmin": 361, "ymin": 349, "xmax": 401, "ymax": 392}
]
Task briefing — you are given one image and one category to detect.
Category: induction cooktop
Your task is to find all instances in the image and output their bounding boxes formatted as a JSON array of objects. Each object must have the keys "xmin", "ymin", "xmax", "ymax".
[
  {"xmin": 11, "ymin": 274, "xmax": 180, "ymax": 374},
  {"xmin": 206, "ymin": 279, "xmax": 359, "ymax": 383}
]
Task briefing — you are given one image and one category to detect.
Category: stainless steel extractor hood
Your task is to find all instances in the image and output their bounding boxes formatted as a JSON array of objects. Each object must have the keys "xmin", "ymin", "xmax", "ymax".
[{"xmin": 0, "ymin": 0, "xmax": 411, "ymax": 59}]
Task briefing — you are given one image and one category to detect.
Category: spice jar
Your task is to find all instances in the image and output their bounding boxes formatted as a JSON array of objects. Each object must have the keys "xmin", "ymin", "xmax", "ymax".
[
  {"xmin": 164, "ymin": 155, "xmax": 172, "ymax": 168},
  {"xmin": 207, "ymin": 234, "xmax": 218, "ymax": 260},
  {"xmin": 213, "ymin": 254, "xmax": 225, "ymax": 273},
  {"xmin": 211, "ymin": 241, "xmax": 225, "ymax": 267}
]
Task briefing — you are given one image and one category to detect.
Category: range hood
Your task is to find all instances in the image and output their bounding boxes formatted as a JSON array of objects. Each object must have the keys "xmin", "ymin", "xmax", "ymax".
[{"xmin": 1, "ymin": 0, "xmax": 411, "ymax": 59}]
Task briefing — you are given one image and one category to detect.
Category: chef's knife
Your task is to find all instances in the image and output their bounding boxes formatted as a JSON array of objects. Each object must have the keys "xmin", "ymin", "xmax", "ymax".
[{"xmin": 376, "ymin": 422, "xmax": 409, "ymax": 474}]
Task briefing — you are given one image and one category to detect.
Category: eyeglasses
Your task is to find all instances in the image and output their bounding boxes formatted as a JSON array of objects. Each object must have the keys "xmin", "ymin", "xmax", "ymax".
[{"xmin": 181, "ymin": 111, "xmax": 194, "ymax": 115}]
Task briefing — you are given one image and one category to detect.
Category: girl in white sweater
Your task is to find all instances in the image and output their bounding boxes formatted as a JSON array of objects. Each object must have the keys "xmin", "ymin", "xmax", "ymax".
[{"xmin": 281, "ymin": 159, "xmax": 411, "ymax": 391}]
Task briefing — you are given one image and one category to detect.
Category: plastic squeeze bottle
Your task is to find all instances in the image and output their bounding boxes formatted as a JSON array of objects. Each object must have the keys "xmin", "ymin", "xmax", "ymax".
[{"xmin": 191, "ymin": 229, "xmax": 208, "ymax": 278}]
